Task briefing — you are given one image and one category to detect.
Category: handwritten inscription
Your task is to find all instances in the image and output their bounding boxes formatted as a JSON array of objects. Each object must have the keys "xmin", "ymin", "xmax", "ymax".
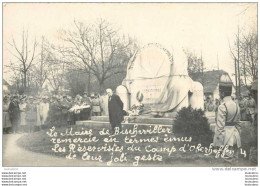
[{"xmin": 46, "ymin": 125, "xmax": 246, "ymax": 166}]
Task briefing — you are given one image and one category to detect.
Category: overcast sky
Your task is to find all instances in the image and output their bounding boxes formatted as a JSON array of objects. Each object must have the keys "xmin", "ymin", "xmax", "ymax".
[{"xmin": 3, "ymin": 3, "xmax": 257, "ymax": 82}]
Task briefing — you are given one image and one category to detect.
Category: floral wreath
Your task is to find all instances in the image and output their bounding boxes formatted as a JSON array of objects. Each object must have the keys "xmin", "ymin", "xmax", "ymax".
[{"xmin": 136, "ymin": 91, "xmax": 144, "ymax": 102}]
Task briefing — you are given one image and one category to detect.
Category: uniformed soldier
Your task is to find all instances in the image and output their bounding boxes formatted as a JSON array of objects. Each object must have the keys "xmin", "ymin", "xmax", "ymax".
[
  {"xmin": 213, "ymin": 74, "xmax": 241, "ymax": 161},
  {"xmin": 59, "ymin": 95, "xmax": 71, "ymax": 125},
  {"xmin": 81, "ymin": 92, "xmax": 92, "ymax": 120},
  {"xmin": 251, "ymin": 80, "xmax": 257, "ymax": 126},
  {"xmin": 239, "ymin": 95, "xmax": 248, "ymax": 121},
  {"xmin": 206, "ymin": 99, "xmax": 215, "ymax": 112},
  {"xmin": 65, "ymin": 96, "xmax": 74, "ymax": 125},
  {"xmin": 91, "ymin": 93, "xmax": 101, "ymax": 116},
  {"xmin": 246, "ymin": 93, "xmax": 256, "ymax": 126}
]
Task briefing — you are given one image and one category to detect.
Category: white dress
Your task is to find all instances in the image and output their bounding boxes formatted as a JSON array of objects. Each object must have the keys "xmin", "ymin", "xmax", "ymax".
[{"xmin": 38, "ymin": 102, "xmax": 50, "ymax": 125}]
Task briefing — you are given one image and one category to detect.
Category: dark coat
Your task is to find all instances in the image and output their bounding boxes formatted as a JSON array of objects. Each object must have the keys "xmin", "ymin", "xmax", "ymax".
[
  {"xmin": 25, "ymin": 103, "xmax": 37, "ymax": 122},
  {"xmin": 108, "ymin": 94, "xmax": 124, "ymax": 124},
  {"xmin": 8, "ymin": 101, "xmax": 21, "ymax": 124}
]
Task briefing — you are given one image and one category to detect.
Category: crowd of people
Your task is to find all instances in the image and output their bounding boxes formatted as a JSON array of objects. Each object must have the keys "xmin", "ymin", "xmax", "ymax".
[
  {"xmin": 204, "ymin": 93, "xmax": 257, "ymax": 125},
  {"xmin": 3, "ymin": 89, "xmax": 257, "ymax": 134},
  {"xmin": 3, "ymin": 92, "xmax": 107, "ymax": 134}
]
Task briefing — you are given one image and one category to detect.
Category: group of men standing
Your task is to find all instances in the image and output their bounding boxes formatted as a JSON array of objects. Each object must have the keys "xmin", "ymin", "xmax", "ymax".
[
  {"xmin": 3, "ymin": 83, "xmax": 257, "ymax": 164},
  {"xmin": 3, "ymin": 95, "xmax": 49, "ymax": 133},
  {"xmin": 3, "ymin": 92, "xmax": 105, "ymax": 134},
  {"xmin": 239, "ymin": 94, "xmax": 257, "ymax": 125},
  {"xmin": 205, "ymin": 93, "xmax": 256, "ymax": 126}
]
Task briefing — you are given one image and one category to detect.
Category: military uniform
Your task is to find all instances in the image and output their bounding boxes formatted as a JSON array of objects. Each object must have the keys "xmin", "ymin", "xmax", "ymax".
[
  {"xmin": 207, "ymin": 102, "xmax": 215, "ymax": 112},
  {"xmin": 239, "ymin": 97, "xmax": 248, "ymax": 121},
  {"xmin": 48, "ymin": 100, "xmax": 62, "ymax": 125},
  {"xmin": 91, "ymin": 97, "xmax": 101, "ymax": 116},
  {"xmin": 213, "ymin": 96, "xmax": 241, "ymax": 148},
  {"xmin": 81, "ymin": 97, "xmax": 92, "ymax": 120},
  {"xmin": 59, "ymin": 98, "xmax": 71, "ymax": 125},
  {"xmin": 247, "ymin": 97, "xmax": 256, "ymax": 125}
]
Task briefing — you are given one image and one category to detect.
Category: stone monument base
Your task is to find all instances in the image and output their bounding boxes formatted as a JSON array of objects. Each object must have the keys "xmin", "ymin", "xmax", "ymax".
[{"xmin": 90, "ymin": 115, "xmax": 175, "ymax": 125}]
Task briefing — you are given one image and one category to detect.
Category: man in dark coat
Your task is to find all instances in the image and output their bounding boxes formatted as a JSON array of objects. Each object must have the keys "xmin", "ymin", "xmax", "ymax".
[
  {"xmin": 106, "ymin": 89, "xmax": 124, "ymax": 134},
  {"xmin": 8, "ymin": 95, "xmax": 21, "ymax": 133}
]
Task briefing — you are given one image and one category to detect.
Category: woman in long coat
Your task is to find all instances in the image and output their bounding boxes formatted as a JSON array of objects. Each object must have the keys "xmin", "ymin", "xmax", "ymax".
[{"xmin": 8, "ymin": 95, "xmax": 21, "ymax": 133}]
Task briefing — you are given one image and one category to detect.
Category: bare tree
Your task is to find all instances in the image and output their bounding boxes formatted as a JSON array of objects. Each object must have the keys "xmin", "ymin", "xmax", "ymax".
[
  {"xmin": 45, "ymin": 49, "xmax": 65, "ymax": 93},
  {"xmin": 228, "ymin": 26, "xmax": 242, "ymax": 97},
  {"xmin": 241, "ymin": 31, "xmax": 258, "ymax": 84},
  {"xmin": 30, "ymin": 36, "xmax": 50, "ymax": 92},
  {"xmin": 7, "ymin": 29, "xmax": 37, "ymax": 92},
  {"xmin": 229, "ymin": 28, "xmax": 258, "ymax": 92},
  {"xmin": 184, "ymin": 49, "xmax": 203, "ymax": 78},
  {"xmin": 59, "ymin": 19, "xmax": 137, "ymax": 92}
]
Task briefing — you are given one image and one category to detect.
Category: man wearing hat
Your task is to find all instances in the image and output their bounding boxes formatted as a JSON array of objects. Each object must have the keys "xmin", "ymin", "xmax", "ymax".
[
  {"xmin": 239, "ymin": 94, "xmax": 248, "ymax": 121},
  {"xmin": 213, "ymin": 73, "xmax": 241, "ymax": 161},
  {"xmin": 8, "ymin": 95, "xmax": 21, "ymax": 133},
  {"xmin": 91, "ymin": 93, "xmax": 101, "ymax": 116},
  {"xmin": 247, "ymin": 93, "xmax": 256, "ymax": 126},
  {"xmin": 106, "ymin": 88, "xmax": 124, "ymax": 135},
  {"xmin": 64, "ymin": 95, "xmax": 74, "ymax": 125}
]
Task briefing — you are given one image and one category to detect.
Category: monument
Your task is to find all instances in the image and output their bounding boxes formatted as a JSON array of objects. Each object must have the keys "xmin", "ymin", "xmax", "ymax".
[{"xmin": 118, "ymin": 43, "xmax": 204, "ymax": 116}]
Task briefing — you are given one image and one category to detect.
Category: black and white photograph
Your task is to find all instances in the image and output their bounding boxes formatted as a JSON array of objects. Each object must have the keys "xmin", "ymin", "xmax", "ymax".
[{"xmin": 2, "ymin": 2, "xmax": 258, "ymax": 172}]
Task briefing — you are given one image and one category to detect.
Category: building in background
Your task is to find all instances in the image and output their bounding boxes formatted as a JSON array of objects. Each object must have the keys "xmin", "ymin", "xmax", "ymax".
[{"xmin": 191, "ymin": 70, "xmax": 236, "ymax": 100}]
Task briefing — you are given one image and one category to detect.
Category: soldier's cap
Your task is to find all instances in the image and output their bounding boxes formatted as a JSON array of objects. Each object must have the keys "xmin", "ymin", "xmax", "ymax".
[{"xmin": 219, "ymin": 73, "xmax": 233, "ymax": 88}]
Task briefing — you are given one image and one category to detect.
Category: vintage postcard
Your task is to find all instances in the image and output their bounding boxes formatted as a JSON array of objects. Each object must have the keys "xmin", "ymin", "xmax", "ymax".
[{"xmin": 2, "ymin": 2, "xmax": 258, "ymax": 170}]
